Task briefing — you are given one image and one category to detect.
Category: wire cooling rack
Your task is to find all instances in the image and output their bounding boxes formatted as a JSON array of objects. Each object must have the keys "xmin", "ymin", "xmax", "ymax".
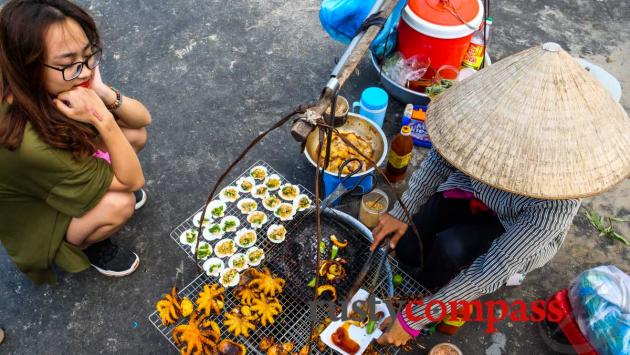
[
  {"xmin": 168, "ymin": 160, "xmax": 315, "ymax": 268},
  {"xmin": 149, "ymin": 160, "xmax": 429, "ymax": 354}
]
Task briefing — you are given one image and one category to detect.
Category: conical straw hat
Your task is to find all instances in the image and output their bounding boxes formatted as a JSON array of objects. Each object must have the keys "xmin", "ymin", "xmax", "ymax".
[{"xmin": 426, "ymin": 43, "xmax": 630, "ymax": 199}]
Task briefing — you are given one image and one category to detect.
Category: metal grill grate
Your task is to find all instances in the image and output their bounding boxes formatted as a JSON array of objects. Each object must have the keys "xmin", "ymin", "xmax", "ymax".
[{"xmin": 149, "ymin": 161, "xmax": 430, "ymax": 354}]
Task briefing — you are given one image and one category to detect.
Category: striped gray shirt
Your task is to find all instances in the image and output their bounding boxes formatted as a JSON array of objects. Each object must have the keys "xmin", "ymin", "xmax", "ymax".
[{"xmin": 389, "ymin": 149, "xmax": 581, "ymax": 330}]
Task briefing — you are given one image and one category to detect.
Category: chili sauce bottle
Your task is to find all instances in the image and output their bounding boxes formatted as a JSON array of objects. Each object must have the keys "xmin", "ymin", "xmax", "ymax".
[{"xmin": 385, "ymin": 125, "xmax": 413, "ymax": 182}]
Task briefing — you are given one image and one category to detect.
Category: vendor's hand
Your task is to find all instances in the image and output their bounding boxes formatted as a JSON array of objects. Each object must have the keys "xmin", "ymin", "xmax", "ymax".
[
  {"xmin": 53, "ymin": 87, "xmax": 112, "ymax": 125},
  {"xmin": 370, "ymin": 214, "xmax": 408, "ymax": 251},
  {"xmin": 377, "ymin": 316, "xmax": 412, "ymax": 347}
]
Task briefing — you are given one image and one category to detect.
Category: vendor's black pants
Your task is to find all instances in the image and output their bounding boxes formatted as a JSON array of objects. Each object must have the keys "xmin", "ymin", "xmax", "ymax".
[{"xmin": 395, "ymin": 193, "xmax": 505, "ymax": 292}]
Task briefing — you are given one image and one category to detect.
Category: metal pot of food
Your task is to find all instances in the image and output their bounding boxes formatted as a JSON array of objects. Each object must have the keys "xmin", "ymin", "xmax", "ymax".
[{"xmin": 303, "ymin": 113, "xmax": 388, "ymax": 200}]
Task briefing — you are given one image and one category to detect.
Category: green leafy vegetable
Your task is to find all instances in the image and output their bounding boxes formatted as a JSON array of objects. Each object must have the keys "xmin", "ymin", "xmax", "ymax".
[
  {"xmin": 330, "ymin": 245, "xmax": 339, "ymax": 260},
  {"xmin": 307, "ymin": 277, "xmax": 316, "ymax": 288},
  {"xmin": 319, "ymin": 241, "xmax": 326, "ymax": 255},
  {"xmin": 584, "ymin": 209, "xmax": 629, "ymax": 245}
]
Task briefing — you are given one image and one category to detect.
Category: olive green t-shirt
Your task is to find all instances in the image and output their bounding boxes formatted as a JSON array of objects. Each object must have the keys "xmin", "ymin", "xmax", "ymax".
[{"xmin": 0, "ymin": 113, "xmax": 114, "ymax": 285}]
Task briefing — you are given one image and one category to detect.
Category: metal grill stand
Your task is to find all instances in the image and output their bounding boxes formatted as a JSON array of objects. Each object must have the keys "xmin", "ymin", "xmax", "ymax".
[{"xmin": 149, "ymin": 161, "xmax": 429, "ymax": 354}]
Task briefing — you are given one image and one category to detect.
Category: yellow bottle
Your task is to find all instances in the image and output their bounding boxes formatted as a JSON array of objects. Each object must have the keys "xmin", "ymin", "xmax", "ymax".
[{"xmin": 462, "ymin": 17, "xmax": 493, "ymax": 70}]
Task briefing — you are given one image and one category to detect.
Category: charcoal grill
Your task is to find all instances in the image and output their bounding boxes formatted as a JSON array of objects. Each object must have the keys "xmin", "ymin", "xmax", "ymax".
[{"xmin": 149, "ymin": 161, "xmax": 430, "ymax": 354}]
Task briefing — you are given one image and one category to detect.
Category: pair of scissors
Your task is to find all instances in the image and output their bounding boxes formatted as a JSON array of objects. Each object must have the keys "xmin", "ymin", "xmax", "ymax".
[{"xmin": 320, "ymin": 158, "xmax": 376, "ymax": 209}]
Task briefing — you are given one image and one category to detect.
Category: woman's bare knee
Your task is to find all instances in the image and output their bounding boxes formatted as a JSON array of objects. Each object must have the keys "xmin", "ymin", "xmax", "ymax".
[
  {"xmin": 66, "ymin": 192, "xmax": 134, "ymax": 247},
  {"xmin": 109, "ymin": 192, "xmax": 135, "ymax": 223},
  {"xmin": 122, "ymin": 127, "xmax": 148, "ymax": 152}
]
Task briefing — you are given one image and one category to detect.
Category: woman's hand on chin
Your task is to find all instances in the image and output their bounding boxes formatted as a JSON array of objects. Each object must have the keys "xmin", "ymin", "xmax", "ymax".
[
  {"xmin": 89, "ymin": 67, "xmax": 117, "ymax": 105},
  {"xmin": 53, "ymin": 87, "xmax": 113, "ymax": 125}
]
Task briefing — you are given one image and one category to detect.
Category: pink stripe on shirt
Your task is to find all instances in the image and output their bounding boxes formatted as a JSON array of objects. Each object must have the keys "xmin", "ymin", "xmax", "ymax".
[
  {"xmin": 93, "ymin": 150, "xmax": 111, "ymax": 164},
  {"xmin": 442, "ymin": 188, "xmax": 474, "ymax": 199}
]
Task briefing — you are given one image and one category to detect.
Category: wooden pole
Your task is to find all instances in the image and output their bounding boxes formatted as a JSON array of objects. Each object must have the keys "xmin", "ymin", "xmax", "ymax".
[{"xmin": 291, "ymin": 0, "xmax": 399, "ymax": 143}]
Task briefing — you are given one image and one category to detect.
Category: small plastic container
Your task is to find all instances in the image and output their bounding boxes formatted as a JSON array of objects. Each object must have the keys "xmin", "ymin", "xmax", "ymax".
[
  {"xmin": 359, "ymin": 189, "xmax": 389, "ymax": 229},
  {"xmin": 352, "ymin": 87, "xmax": 389, "ymax": 127},
  {"xmin": 402, "ymin": 104, "xmax": 431, "ymax": 148}
]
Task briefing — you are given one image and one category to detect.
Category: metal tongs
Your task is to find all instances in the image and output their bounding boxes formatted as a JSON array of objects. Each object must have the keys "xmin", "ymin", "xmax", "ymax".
[
  {"xmin": 346, "ymin": 233, "xmax": 392, "ymax": 304},
  {"xmin": 347, "ymin": 235, "xmax": 428, "ymax": 351}
]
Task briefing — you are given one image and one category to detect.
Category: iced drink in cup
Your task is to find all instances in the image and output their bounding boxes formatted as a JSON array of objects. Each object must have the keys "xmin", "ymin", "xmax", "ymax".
[{"xmin": 359, "ymin": 189, "xmax": 389, "ymax": 229}]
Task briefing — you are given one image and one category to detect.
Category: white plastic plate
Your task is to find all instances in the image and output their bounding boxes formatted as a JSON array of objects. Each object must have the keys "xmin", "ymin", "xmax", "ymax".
[{"xmin": 320, "ymin": 289, "xmax": 391, "ymax": 355}]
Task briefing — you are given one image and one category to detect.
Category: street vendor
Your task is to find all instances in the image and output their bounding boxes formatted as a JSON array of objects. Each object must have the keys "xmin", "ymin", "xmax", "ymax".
[
  {"xmin": 0, "ymin": 0, "xmax": 151, "ymax": 284},
  {"xmin": 371, "ymin": 43, "xmax": 630, "ymax": 345}
]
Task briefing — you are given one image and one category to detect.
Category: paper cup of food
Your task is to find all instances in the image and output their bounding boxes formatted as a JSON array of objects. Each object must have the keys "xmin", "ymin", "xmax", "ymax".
[
  {"xmin": 320, "ymin": 289, "xmax": 390, "ymax": 355},
  {"xmin": 429, "ymin": 343, "xmax": 463, "ymax": 355}
]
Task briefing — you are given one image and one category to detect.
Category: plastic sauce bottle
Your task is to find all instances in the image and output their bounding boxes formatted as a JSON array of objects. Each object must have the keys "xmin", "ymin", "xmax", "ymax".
[
  {"xmin": 462, "ymin": 17, "xmax": 493, "ymax": 70},
  {"xmin": 385, "ymin": 126, "xmax": 413, "ymax": 183},
  {"xmin": 437, "ymin": 304, "xmax": 473, "ymax": 335}
]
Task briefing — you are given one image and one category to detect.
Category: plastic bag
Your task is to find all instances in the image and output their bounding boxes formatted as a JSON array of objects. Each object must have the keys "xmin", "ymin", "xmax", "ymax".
[
  {"xmin": 381, "ymin": 52, "xmax": 430, "ymax": 86},
  {"xmin": 319, "ymin": 0, "xmax": 407, "ymax": 57},
  {"xmin": 568, "ymin": 265, "xmax": 630, "ymax": 355}
]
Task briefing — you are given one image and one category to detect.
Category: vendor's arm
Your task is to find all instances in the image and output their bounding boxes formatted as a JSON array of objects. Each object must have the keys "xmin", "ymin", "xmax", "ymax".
[
  {"xmin": 388, "ymin": 148, "xmax": 454, "ymax": 222},
  {"xmin": 398, "ymin": 198, "xmax": 580, "ymax": 334},
  {"xmin": 91, "ymin": 67, "xmax": 151, "ymax": 129},
  {"xmin": 371, "ymin": 148, "xmax": 454, "ymax": 250}
]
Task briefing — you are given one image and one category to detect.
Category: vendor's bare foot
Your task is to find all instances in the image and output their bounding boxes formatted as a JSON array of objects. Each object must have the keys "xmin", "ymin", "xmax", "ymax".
[
  {"xmin": 83, "ymin": 239, "xmax": 139, "ymax": 277},
  {"xmin": 0, "ymin": 327, "xmax": 5, "ymax": 345}
]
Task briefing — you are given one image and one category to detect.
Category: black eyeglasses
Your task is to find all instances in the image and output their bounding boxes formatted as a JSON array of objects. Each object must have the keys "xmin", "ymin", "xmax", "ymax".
[{"xmin": 44, "ymin": 48, "xmax": 102, "ymax": 81}]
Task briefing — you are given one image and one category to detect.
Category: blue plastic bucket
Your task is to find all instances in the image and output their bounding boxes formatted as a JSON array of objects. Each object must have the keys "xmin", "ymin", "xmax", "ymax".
[{"xmin": 321, "ymin": 169, "xmax": 375, "ymax": 203}]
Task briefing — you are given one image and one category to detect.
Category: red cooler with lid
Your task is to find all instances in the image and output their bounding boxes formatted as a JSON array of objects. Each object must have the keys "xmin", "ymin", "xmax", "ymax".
[{"xmin": 398, "ymin": 0, "xmax": 484, "ymax": 79}]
